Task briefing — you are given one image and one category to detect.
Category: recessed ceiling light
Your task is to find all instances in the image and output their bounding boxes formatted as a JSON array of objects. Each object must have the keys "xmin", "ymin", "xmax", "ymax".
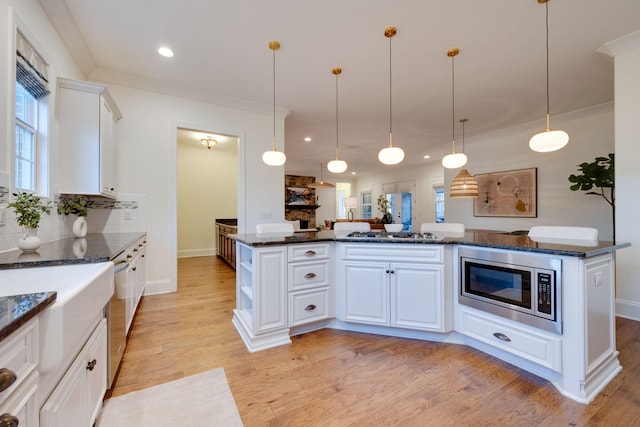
[
  {"xmin": 157, "ymin": 46, "xmax": 174, "ymax": 58},
  {"xmin": 351, "ymin": 172, "xmax": 356, "ymax": 175},
  {"xmin": 423, "ymin": 155, "xmax": 430, "ymax": 159},
  {"xmin": 304, "ymin": 137, "xmax": 312, "ymax": 142}
]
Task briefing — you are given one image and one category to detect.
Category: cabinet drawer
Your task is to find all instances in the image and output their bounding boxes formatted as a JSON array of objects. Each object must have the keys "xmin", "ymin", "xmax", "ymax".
[
  {"xmin": 289, "ymin": 289, "xmax": 331, "ymax": 327},
  {"xmin": 288, "ymin": 260, "xmax": 331, "ymax": 291},
  {"xmin": 0, "ymin": 318, "xmax": 38, "ymax": 406},
  {"xmin": 339, "ymin": 243, "xmax": 443, "ymax": 263},
  {"xmin": 288, "ymin": 244, "xmax": 331, "ymax": 262},
  {"xmin": 459, "ymin": 308, "xmax": 562, "ymax": 372}
]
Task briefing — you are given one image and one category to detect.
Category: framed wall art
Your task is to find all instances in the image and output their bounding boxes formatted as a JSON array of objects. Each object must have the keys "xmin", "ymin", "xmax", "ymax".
[{"xmin": 473, "ymin": 167, "xmax": 537, "ymax": 217}]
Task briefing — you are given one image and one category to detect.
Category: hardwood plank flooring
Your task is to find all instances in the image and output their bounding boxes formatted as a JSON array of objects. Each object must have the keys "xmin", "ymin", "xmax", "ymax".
[{"xmin": 111, "ymin": 256, "xmax": 640, "ymax": 426}]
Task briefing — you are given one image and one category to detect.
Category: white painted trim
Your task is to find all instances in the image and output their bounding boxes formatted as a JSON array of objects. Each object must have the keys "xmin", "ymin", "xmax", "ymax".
[
  {"xmin": 616, "ymin": 299, "xmax": 640, "ymax": 322},
  {"xmin": 178, "ymin": 248, "xmax": 216, "ymax": 258},
  {"xmin": 597, "ymin": 30, "xmax": 640, "ymax": 58},
  {"xmin": 143, "ymin": 279, "xmax": 173, "ymax": 296}
]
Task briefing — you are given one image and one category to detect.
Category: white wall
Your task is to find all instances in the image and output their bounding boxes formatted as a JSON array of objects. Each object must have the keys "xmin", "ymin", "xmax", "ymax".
[
  {"xmin": 600, "ymin": 31, "xmax": 640, "ymax": 321},
  {"xmin": 445, "ymin": 104, "xmax": 615, "ymax": 238},
  {"xmin": 177, "ymin": 133, "xmax": 238, "ymax": 257}
]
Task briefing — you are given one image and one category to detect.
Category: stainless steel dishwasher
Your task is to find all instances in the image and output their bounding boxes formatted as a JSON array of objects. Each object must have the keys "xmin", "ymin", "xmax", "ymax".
[{"xmin": 107, "ymin": 249, "xmax": 129, "ymax": 389}]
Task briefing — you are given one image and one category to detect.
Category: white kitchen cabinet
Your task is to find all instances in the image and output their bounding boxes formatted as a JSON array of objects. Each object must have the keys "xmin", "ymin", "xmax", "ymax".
[
  {"xmin": 0, "ymin": 317, "xmax": 39, "ymax": 427},
  {"xmin": 287, "ymin": 243, "xmax": 333, "ymax": 327},
  {"xmin": 232, "ymin": 243, "xmax": 290, "ymax": 352},
  {"xmin": 125, "ymin": 238, "xmax": 147, "ymax": 335},
  {"xmin": 57, "ymin": 77, "xmax": 122, "ymax": 198},
  {"xmin": 41, "ymin": 318, "xmax": 107, "ymax": 427},
  {"xmin": 337, "ymin": 243, "xmax": 447, "ymax": 332}
]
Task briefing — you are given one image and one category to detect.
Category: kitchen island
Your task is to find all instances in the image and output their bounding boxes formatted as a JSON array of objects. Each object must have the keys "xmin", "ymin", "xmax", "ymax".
[{"xmin": 230, "ymin": 229, "xmax": 630, "ymax": 404}]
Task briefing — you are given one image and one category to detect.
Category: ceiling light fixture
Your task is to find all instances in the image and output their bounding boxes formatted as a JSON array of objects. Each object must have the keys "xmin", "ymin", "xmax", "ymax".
[
  {"xmin": 450, "ymin": 118, "xmax": 479, "ymax": 198},
  {"xmin": 378, "ymin": 27, "xmax": 404, "ymax": 165},
  {"xmin": 201, "ymin": 136, "xmax": 217, "ymax": 150},
  {"xmin": 262, "ymin": 40, "xmax": 287, "ymax": 166},
  {"xmin": 529, "ymin": 0, "xmax": 569, "ymax": 152},
  {"xmin": 157, "ymin": 46, "xmax": 174, "ymax": 58},
  {"xmin": 442, "ymin": 48, "xmax": 467, "ymax": 169},
  {"xmin": 327, "ymin": 67, "xmax": 348, "ymax": 174},
  {"xmin": 307, "ymin": 163, "xmax": 335, "ymax": 188}
]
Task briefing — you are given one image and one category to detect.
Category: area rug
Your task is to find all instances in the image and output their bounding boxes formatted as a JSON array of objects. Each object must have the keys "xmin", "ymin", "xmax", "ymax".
[{"xmin": 97, "ymin": 368, "xmax": 243, "ymax": 426}]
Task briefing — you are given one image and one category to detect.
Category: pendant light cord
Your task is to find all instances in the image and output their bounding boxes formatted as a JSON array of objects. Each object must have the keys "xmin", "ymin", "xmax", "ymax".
[
  {"xmin": 451, "ymin": 54, "xmax": 456, "ymax": 151},
  {"xmin": 388, "ymin": 34, "xmax": 393, "ymax": 141},
  {"xmin": 545, "ymin": 0, "xmax": 550, "ymax": 119},
  {"xmin": 272, "ymin": 46, "xmax": 277, "ymax": 148},
  {"xmin": 335, "ymin": 72, "xmax": 339, "ymax": 157}
]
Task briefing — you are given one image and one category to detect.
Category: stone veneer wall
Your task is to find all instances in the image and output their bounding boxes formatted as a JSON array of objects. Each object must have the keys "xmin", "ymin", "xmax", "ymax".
[{"xmin": 285, "ymin": 175, "xmax": 318, "ymax": 229}]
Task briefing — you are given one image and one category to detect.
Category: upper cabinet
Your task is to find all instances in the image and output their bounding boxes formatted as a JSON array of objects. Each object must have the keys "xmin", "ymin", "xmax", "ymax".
[{"xmin": 57, "ymin": 78, "xmax": 122, "ymax": 198}]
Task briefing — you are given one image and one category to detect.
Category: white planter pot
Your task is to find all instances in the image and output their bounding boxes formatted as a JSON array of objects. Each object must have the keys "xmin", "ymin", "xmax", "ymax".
[
  {"xmin": 72, "ymin": 216, "xmax": 88, "ymax": 238},
  {"xmin": 18, "ymin": 228, "xmax": 41, "ymax": 253}
]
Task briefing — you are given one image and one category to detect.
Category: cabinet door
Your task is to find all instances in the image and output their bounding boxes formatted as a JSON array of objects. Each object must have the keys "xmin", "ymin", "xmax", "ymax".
[
  {"xmin": 40, "ymin": 354, "xmax": 85, "ymax": 427},
  {"xmin": 391, "ymin": 263, "xmax": 444, "ymax": 331},
  {"xmin": 99, "ymin": 96, "xmax": 116, "ymax": 196},
  {"xmin": 86, "ymin": 320, "xmax": 107, "ymax": 426},
  {"xmin": 340, "ymin": 261, "xmax": 389, "ymax": 325}
]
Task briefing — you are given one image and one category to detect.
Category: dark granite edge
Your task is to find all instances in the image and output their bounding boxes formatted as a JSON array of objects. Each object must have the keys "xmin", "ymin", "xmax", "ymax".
[
  {"xmin": 0, "ymin": 291, "xmax": 56, "ymax": 341},
  {"xmin": 230, "ymin": 231, "xmax": 630, "ymax": 258},
  {"xmin": 0, "ymin": 256, "xmax": 111, "ymax": 270}
]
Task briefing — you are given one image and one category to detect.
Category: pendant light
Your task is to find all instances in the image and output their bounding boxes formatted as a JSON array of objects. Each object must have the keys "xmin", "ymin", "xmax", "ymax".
[
  {"xmin": 201, "ymin": 137, "xmax": 217, "ymax": 150},
  {"xmin": 450, "ymin": 118, "xmax": 479, "ymax": 198},
  {"xmin": 442, "ymin": 48, "xmax": 467, "ymax": 169},
  {"xmin": 307, "ymin": 163, "xmax": 335, "ymax": 188},
  {"xmin": 378, "ymin": 27, "xmax": 404, "ymax": 165},
  {"xmin": 262, "ymin": 40, "xmax": 287, "ymax": 166},
  {"xmin": 327, "ymin": 67, "xmax": 348, "ymax": 173},
  {"xmin": 529, "ymin": 0, "xmax": 569, "ymax": 152}
]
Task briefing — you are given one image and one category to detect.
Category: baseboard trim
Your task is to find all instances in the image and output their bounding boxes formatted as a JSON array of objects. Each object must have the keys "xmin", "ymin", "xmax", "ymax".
[
  {"xmin": 143, "ymin": 279, "xmax": 174, "ymax": 295},
  {"xmin": 616, "ymin": 298, "xmax": 640, "ymax": 321},
  {"xmin": 178, "ymin": 248, "xmax": 216, "ymax": 258}
]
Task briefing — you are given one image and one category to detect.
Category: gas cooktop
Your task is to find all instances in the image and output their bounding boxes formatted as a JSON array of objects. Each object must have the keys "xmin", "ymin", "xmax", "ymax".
[{"xmin": 345, "ymin": 231, "xmax": 443, "ymax": 240}]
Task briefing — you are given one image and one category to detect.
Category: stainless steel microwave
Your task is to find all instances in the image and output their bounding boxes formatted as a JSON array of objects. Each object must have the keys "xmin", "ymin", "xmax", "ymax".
[{"xmin": 458, "ymin": 247, "xmax": 562, "ymax": 334}]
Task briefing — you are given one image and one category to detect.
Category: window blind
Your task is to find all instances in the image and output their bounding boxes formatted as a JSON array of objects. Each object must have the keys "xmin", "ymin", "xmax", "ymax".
[{"xmin": 16, "ymin": 30, "xmax": 49, "ymax": 99}]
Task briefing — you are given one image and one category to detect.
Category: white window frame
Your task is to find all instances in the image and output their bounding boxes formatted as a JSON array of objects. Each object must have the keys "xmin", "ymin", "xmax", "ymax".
[{"xmin": 11, "ymin": 19, "xmax": 51, "ymax": 198}]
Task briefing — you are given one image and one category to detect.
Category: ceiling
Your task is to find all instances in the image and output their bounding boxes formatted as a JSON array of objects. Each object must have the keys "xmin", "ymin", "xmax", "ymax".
[{"xmin": 40, "ymin": 0, "xmax": 640, "ymax": 176}]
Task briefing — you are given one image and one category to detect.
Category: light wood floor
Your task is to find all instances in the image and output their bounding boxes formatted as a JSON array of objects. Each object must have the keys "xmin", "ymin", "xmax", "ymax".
[{"xmin": 111, "ymin": 256, "xmax": 640, "ymax": 426}]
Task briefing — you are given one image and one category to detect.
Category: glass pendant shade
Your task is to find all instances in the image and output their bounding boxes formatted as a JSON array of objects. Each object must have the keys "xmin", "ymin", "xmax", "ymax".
[
  {"xmin": 262, "ymin": 149, "xmax": 286, "ymax": 166},
  {"xmin": 327, "ymin": 159, "xmax": 347, "ymax": 173},
  {"xmin": 442, "ymin": 152, "xmax": 467, "ymax": 169},
  {"xmin": 450, "ymin": 168, "xmax": 479, "ymax": 198},
  {"xmin": 378, "ymin": 144, "xmax": 405, "ymax": 165}
]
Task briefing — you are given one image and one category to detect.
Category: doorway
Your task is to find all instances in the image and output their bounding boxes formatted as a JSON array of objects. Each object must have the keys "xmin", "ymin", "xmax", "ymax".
[
  {"xmin": 176, "ymin": 128, "xmax": 239, "ymax": 258},
  {"xmin": 382, "ymin": 181, "xmax": 415, "ymax": 232}
]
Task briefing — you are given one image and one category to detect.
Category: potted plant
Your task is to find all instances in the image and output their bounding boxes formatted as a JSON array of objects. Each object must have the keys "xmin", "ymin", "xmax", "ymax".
[
  {"xmin": 58, "ymin": 195, "xmax": 93, "ymax": 237},
  {"xmin": 568, "ymin": 153, "xmax": 615, "ymax": 242},
  {"xmin": 8, "ymin": 191, "xmax": 52, "ymax": 252},
  {"xmin": 377, "ymin": 195, "xmax": 393, "ymax": 224}
]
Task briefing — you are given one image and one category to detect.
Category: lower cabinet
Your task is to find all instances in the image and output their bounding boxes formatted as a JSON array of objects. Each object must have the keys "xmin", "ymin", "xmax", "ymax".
[
  {"xmin": 41, "ymin": 318, "xmax": 107, "ymax": 427},
  {"xmin": 336, "ymin": 243, "xmax": 447, "ymax": 332}
]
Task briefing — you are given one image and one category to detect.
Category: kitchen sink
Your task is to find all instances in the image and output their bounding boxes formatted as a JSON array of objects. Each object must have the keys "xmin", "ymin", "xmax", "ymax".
[{"xmin": 0, "ymin": 262, "xmax": 113, "ymax": 373}]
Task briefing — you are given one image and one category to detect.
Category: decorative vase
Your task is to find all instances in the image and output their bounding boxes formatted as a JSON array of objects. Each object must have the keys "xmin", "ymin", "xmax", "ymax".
[
  {"xmin": 18, "ymin": 228, "xmax": 41, "ymax": 253},
  {"xmin": 72, "ymin": 216, "xmax": 88, "ymax": 238}
]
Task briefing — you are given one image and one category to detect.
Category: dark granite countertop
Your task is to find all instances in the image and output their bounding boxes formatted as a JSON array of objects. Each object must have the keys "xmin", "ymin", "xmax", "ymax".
[
  {"xmin": 0, "ymin": 292, "xmax": 56, "ymax": 341},
  {"xmin": 0, "ymin": 232, "xmax": 146, "ymax": 270},
  {"xmin": 229, "ymin": 229, "xmax": 630, "ymax": 258}
]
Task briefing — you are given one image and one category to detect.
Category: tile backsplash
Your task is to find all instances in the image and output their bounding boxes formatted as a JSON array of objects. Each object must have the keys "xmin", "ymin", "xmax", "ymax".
[{"xmin": 0, "ymin": 187, "xmax": 146, "ymax": 253}]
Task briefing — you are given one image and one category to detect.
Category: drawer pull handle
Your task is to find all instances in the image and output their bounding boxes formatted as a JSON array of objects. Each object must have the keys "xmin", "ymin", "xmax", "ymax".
[
  {"xmin": 304, "ymin": 273, "xmax": 317, "ymax": 279},
  {"xmin": 304, "ymin": 304, "xmax": 317, "ymax": 311},
  {"xmin": 0, "ymin": 413, "xmax": 19, "ymax": 427},
  {"xmin": 86, "ymin": 359, "xmax": 97, "ymax": 371},
  {"xmin": 0, "ymin": 369, "xmax": 17, "ymax": 393},
  {"xmin": 493, "ymin": 332, "xmax": 511, "ymax": 342},
  {"xmin": 304, "ymin": 250, "xmax": 317, "ymax": 256}
]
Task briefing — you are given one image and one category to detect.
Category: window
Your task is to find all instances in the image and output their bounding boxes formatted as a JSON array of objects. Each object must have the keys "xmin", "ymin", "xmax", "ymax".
[
  {"xmin": 435, "ymin": 187, "xmax": 445, "ymax": 223},
  {"xmin": 14, "ymin": 29, "xmax": 49, "ymax": 194},
  {"xmin": 361, "ymin": 192, "xmax": 372, "ymax": 218}
]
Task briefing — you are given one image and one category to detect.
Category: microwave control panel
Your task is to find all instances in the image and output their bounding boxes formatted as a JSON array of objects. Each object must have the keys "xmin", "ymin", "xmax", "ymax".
[{"xmin": 537, "ymin": 272, "xmax": 553, "ymax": 315}]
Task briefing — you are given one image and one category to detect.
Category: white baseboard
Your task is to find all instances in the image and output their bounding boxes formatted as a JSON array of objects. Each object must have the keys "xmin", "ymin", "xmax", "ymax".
[
  {"xmin": 177, "ymin": 248, "xmax": 216, "ymax": 258},
  {"xmin": 143, "ymin": 279, "xmax": 175, "ymax": 295},
  {"xmin": 616, "ymin": 298, "xmax": 640, "ymax": 321}
]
